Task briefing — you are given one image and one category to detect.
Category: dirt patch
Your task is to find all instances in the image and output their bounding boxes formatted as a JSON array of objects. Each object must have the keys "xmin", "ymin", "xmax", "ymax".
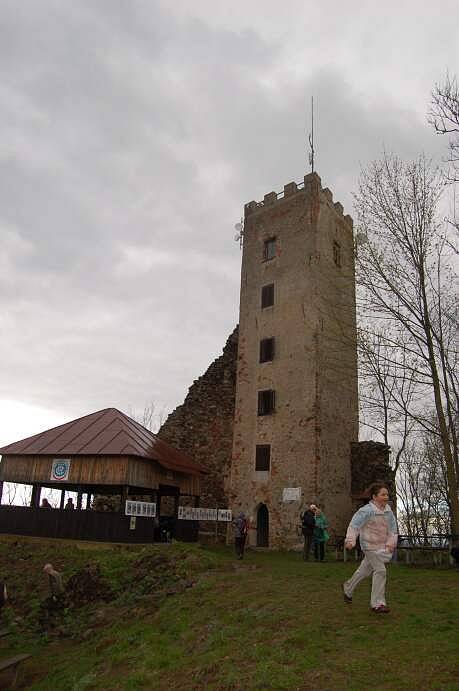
[{"xmin": 65, "ymin": 564, "xmax": 114, "ymax": 607}]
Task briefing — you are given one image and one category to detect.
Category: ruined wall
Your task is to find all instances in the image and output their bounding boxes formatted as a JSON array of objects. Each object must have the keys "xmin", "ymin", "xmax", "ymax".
[
  {"xmin": 350, "ymin": 441, "xmax": 395, "ymax": 512},
  {"xmin": 157, "ymin": 327, "xmax": 238, "ymax": 509}
]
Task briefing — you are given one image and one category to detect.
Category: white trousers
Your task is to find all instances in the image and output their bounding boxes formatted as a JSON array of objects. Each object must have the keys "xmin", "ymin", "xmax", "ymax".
[{"xmin": 344, "ymin": 551, "xmax": 387, "ymax": 608}]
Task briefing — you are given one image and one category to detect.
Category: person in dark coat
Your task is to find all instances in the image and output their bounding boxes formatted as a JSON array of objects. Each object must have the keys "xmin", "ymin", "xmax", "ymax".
[
  {"xmin": 301, "ymin": 505, "xmax": 316, "ymax": 561},
  {"xmin": 0, "ymin": 581, "xmax": 7, "ymax": 619},
  {"xmin": 233, "ymin": 512, "xmax": 249, "ymax": 559}
]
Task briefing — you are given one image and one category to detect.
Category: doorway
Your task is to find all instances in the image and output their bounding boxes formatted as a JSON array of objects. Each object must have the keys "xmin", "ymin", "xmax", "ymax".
[{"xmin": 256, "ymin": 504, "xmax": 269, "ymax": 547}]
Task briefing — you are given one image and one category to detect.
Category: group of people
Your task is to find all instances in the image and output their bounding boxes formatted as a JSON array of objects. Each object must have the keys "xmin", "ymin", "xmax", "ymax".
[
  {"xmin": 300, "ymin": 504, "xmax": 329, "ymax": 561},
  {"xmin": 232, "ymin": 483, "xmax": 399, "ymax": 614},
  {"xmin": 40, "ymin": 497, "xmax": 75, "ymax": 510}
]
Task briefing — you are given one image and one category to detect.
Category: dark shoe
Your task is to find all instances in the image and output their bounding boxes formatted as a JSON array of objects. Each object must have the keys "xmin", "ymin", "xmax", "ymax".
[
  {"xmin": 342, "ymin": 585, "xmax": 352, "ymax": 603},
  {"xmin": 372, "ymin": 605, "xmax": 390, "ymax": 613}
]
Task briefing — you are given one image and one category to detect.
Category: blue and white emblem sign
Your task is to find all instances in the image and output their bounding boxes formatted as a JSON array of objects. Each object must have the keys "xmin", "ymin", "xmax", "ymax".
[{"xmin": 51, "ymin": 459, "xmax": 71, "ymax": 482}]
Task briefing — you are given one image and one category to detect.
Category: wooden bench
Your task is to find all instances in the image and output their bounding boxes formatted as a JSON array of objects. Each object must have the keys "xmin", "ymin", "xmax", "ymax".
[{"xmin": 0, "ymin": 653, "xmax": 31, "ymax": 688}]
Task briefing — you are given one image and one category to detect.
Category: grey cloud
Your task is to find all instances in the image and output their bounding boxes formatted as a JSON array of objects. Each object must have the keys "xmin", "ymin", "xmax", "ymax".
[{"xmin": 0, "ymin": 1, "xmax": 456, "ymax": 432}]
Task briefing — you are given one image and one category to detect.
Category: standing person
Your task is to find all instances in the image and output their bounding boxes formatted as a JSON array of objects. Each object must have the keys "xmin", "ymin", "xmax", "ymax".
[
  {"xmin": 43, "ymin": 563, "xmax": 64, "ymax": 603},
  {"xmin": 233, "ymin": 512, "xmax": 249, "ymax": 560},
  {"xmin": 342, "ymin": 483, "xmax": 398, "ymax": 614},
  {"xmin": 313, "ymin": 506, "xmax": 329, "ymax": 562},
  {"xmin": 41, "ymin": 498, "xmax": 52, "ymax": 508},
  {"xmin": 64, "ymin": 497, "xmax": 75, "ymax": 510},
  {"xmin": 300, "ymin": 505, "xmax": 316, "ymax": 561},
  {"xmin": 0, "ymin": 581, "xmax": 7, "ymax": 620}
]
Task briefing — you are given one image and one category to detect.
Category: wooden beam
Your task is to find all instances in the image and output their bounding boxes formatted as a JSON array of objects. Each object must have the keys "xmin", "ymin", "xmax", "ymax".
[
  {"xmin": 30, "ymin": 484, "xmax": 41, "ymax": 508},
  {"xmin": 120, "ymin": 486, "xmax": 128, "ymax": 513}
]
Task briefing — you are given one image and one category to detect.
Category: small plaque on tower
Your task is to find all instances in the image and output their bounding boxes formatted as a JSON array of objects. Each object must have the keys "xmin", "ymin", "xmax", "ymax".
[{"xmin": 282, "ymin": 487, "xmax": 302, "ymax": 502}]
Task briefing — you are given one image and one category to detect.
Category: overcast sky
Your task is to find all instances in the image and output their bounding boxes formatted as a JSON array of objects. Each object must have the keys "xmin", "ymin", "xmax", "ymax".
[{"xmin": 1, "ymin": 0, "xmax": 457, "ymax": 447}]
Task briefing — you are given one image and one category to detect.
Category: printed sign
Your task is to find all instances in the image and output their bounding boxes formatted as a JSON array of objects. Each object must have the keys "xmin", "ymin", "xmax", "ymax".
[
  {"xmin": 282, "ymin": 487, "xmax": 302, "ymax": 502},
  {"xmin": 51, "ymin": 459, "xmax": 71, "ymax": 482},
  {"xmin": 178, "ymin": 507, "xmax": 232, "ymax": 521},
  {"xmin": 178, "ymin": 506, "xmax": 217, "ymax": 521},
  {"xmin": 125, "ymin": 500, "xmax": 156, "ymax": 518},
  {"xmin": 217, "ymin": 509, "xmax": 232, "ymax": 522},
  {"xmin": 129, "ymin": 516, "xmax": 136, "ymax": 530}
]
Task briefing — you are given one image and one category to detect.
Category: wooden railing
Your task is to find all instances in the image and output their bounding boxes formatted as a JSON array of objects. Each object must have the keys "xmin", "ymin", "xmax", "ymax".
[{"xmin": 0, "ymin": 505, "xmax": 198, "ymax": 544}]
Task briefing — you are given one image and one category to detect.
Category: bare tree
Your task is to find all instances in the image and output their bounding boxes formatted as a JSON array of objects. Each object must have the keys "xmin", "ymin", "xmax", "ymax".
[
  {"xmin": 358, "ymin": 327, "xmax": 416, "ymax": 474},
  {"xmin": 397, "ymin": 430, "xmax": 450, "ymax": 542},
  {"xmin": 429, "ymin": 72, "xmax": 459, "ymax": 183},
  {"xmin": 355, "ymin": 152, "xmax": 459, "ymax": 541},
  {"xmin": 129, "ymin": 400, "xmax": 167, "ymax": 433},
  {"xmin": 1, "ymin": 482, "xmax": 31, "ymax": 506}
]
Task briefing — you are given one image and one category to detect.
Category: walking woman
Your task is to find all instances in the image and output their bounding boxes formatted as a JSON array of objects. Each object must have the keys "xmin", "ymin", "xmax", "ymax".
[
  {"xmin": 312, "ymin": 506, "xmax": 329, "ymax": 561},
  {"xmin": 342, "ymin": 482, "xmax": 398, "ymax": 614}
]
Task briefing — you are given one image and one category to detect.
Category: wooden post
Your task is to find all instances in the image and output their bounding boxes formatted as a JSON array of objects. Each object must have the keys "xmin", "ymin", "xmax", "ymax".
[
  {"xmin": 60, "ymin": 489, "xmax": 65, "ymax": 510},
  {"xmin": 86, "ymin": 493, "xmax": 92, "ymax": 510},
  {"xmin": 30, "ymin": 484, "xmax": 41, "ymax": 508},
  {"xmin": 0, "ymin": 481, "xmax": 3, "ymax": 505},
  {"xmin": 120, "ymin": 486, "xmax": 128, "ymax": 514},
  {"xmin": 76, "ymin": 487, "xmax": 83, "ymax": 510}
]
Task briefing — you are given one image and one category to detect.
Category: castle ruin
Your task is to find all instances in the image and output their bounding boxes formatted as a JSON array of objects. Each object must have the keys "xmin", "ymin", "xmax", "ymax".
[{"xmin": 159, "ymin": 171, "xmax": 393, "ymax": 548}]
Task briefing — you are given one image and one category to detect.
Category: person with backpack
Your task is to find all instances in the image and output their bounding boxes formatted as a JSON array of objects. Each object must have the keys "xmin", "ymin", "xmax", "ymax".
[
  {"xmin": 301, "ymin": 505, "xmax": 316, "ymax": 561},
  {"xmin": 233, "ymin": 512, "xmax": 249, "ymax": 559}
]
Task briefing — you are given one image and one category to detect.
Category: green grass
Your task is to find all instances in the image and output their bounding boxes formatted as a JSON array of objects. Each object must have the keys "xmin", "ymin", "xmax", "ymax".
[{"xmin": 1, "ymin": 537, "xmax": 458, "ymax": 690}]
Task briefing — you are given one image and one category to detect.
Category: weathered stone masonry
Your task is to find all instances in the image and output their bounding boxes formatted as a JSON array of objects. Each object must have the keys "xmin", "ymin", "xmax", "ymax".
[
  {"xmin": 158, "ymin": 172, "xmax": 395, "ymax": 549},
  {"xmin": 158, "ymin": 328, "xmax": 238, "ymax": 510}
]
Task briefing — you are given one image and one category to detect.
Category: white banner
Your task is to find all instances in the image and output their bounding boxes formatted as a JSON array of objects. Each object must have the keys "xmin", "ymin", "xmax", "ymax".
[
  {"xmin": 178, "ymin": 507, "xmax": 232, "ymax": 522},
  {"xmin": 217, "ymin": 509, "xmax": 232, "ymax": 522},
  {"xmin": 51, "ymin": 459, "xmax": 71, "ymax": 482},
  {"xmin": 125, "ymin": 500, "xmax": 156, "ymax": 518},
  {"xmin": 282, "ymin": 487, "xmax": 302, "ymax": 502}
]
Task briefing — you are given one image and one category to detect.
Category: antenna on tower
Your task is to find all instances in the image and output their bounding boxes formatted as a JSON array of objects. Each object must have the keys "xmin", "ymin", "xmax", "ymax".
[
  {"xmin": 308, "ymin": 96, "xmax": 315, "ymax": 173},
  {"xmin": 234, "ymin": 218, "xmax": 244, "ymax": 249}
]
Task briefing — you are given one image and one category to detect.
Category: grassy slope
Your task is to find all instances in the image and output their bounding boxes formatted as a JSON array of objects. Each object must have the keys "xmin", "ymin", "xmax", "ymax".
[{"xmin": 0, "ymin": 538, "xmax": 458, "ymax": 690}]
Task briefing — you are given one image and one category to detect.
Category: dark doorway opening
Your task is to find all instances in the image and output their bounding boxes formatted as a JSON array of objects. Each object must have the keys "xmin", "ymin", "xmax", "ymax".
[{"xmin": 257, "ymin": 504, "xmax": 269, "ymax": 547}]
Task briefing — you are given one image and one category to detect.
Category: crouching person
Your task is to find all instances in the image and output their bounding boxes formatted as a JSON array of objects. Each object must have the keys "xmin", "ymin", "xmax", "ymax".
[{"xmin": 342, "ymin": 483, "xmax": 398, "ymax": 614}]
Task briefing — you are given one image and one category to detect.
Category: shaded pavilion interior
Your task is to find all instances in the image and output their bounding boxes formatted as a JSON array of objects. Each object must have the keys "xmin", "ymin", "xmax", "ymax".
[{"xmin": 0, "ymin": 408, "xmax": 205, "ymax": 543}]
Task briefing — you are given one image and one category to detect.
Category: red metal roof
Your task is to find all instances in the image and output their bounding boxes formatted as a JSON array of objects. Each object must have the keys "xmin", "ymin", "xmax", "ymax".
[{"xmin": 0, "ymin": 408, "xmax": 205, "ymax": 476}]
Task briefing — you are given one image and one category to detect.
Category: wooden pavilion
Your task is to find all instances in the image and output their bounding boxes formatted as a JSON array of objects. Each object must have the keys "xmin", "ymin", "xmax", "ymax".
[{"xmin": 0, "ymin": 408, "xmax": 205, "ymax": 543}]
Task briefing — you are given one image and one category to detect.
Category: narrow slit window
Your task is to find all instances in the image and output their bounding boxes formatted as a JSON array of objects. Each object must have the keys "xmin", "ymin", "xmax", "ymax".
[
  {"xmin": 263, "ymin": 238, "xmax": 277, "ymax": 261},
  {"xmin": 258, "ymin": 389, "xmax": 276, "ymax": 416},
  {"xmin": 333, "ymin": 240, "xmax": 341, "ymax": 267},
  {"xmin": 261, "ymin": 283, "xmax": 274, "ymax": 308},
  {"xmin": 255, "ymin": 445, "xmax": 271, "ymax": 471},
  {"xmin": 259, "ymin": 337, "xmax": 275, "ymax": 363}
]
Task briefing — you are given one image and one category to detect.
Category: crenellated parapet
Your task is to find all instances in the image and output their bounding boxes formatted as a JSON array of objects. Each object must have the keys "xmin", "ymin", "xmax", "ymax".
[{"xmin": 244, "ymin": 171, "xmax": 353, "ymax": 228}]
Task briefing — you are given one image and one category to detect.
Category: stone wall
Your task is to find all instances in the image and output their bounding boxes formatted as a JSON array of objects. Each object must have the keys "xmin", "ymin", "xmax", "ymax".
[
  {"xmin": 229, "ymin": 173, "xmax": 358, "ymax": 548},
  {"xmin": 350, "ymin": 440, "xmax": 395, "ymax": 512},
  {"xmin": 157, "ymin": 327, "xmax": 238, "ymax": 511}
]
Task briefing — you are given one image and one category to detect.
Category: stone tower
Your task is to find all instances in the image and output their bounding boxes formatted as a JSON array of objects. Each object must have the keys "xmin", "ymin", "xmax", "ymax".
[{"xmin": 228, "ymin": 172, "xmax": 358, "ymax": 548}]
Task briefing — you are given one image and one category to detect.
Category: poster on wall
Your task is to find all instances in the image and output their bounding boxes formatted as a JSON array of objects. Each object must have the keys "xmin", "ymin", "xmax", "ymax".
[
  {"xmin": 50, "ymin": 459, "xmax": 71, "ymax": 482},
  {"xmin": 282, "ymin": 487, "xmax": 302, "ymax": 502},
  {"xmin": 178, "ymin": 507, "xmax": 232, "ymax": 521},
  {"xmin": 217, "ymin": 509, "xmax": 232, "ymax": 522},
  {"xmin": 125, "ymin": 501, "xmax": 156, "ymax": 518}
]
